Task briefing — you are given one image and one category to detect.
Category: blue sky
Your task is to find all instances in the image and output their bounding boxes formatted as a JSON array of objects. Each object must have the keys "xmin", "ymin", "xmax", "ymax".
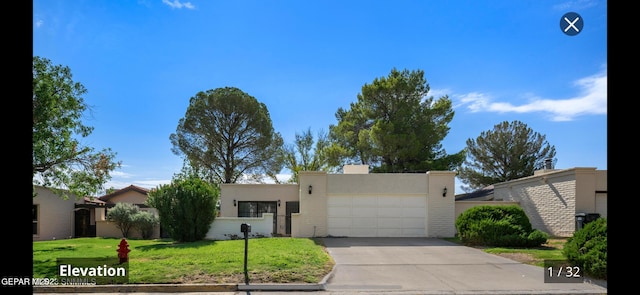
[{"xmin": 33, "ymin": 0, "xmax": 607, "ymax": 194}]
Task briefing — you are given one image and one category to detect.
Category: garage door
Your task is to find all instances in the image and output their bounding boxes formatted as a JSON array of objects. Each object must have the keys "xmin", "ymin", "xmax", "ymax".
[{"xmin": 327, "ymin": 195, "xmax": 426, "ymax": 237}]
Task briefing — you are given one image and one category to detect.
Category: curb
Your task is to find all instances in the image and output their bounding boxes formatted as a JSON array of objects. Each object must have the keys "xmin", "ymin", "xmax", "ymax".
[
  {"xmin": 237, "ymin": 283, "xmax": 323, "ymax": 291},
  {"xmin": 33, "ymin": 265, "xmax": 337, "ymax": 293},
  {"xmin": 237, "ymin": 262, "xmax": 336, "ymax": 291},
  {"xmin": 33, "ymin": 282, "xmax": 324, "ymax": 293},
  {"xmin": 33, "ymin": 283, "xmax": 237, "ymax": 293}
]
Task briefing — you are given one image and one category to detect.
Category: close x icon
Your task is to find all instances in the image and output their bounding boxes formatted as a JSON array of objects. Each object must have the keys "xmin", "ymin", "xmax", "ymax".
[{"xmin": 561, "ymin": 12, "xmax": 583, "ymax": 36}]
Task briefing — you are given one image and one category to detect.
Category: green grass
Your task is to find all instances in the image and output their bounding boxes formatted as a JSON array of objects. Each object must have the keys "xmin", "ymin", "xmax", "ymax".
[
  {"xmin": 36, "ymin": 236, "xmax": 570, "ymax": 284},
  {"xmin": 33, "ymin": 237, "xmax": 335, "ymax": 284},
  {"xmin": 443, "ymin": 237, "xmax": 568, "ymax": 267},
  {"xmin": 483, "ymin": 239, "xmax": 567, "ymax": 267}
]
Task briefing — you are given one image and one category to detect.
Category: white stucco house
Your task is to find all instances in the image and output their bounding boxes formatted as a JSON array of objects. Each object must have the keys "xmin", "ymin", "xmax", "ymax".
[
  {"xmin": 217, "ymin": 165, "xmax": 457, "ymax": 238},
  {"xmin": 34, "ymin": 164, "xmax": 606, "ymax": 241}
]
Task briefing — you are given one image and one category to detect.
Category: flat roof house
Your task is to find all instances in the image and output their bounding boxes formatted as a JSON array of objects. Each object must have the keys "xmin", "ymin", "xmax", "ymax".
[
  {"xmin": 218, "ymin": 165, "xmax": 457, "ymax": 238},
  {"xmin": 36, "ymin": 163, "xmax": 603, "ymax": 241},
  {"xmin": 493, "ymin": 167, "xmax": 607, "ymax": 237}
]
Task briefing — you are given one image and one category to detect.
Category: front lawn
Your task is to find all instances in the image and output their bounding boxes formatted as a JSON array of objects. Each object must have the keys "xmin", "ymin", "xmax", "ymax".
[{"xmin": 33, "ymin": 237, "xmax": 335, "ymax": 284}]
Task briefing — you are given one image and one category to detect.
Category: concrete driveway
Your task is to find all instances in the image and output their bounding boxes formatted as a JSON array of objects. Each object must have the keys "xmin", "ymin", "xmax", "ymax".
[{"xmin": 321, "ymin": 237, "xmax": 607, "ymax": 294}]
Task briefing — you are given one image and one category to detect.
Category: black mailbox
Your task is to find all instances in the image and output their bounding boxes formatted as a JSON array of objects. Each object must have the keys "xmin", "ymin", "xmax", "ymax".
[{"xmin": 241, "ymin": 223, "xmax": 251, "ymax": 233}]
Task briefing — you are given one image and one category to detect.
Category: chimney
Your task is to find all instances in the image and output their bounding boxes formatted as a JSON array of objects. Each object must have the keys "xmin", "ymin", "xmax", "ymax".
[
  {"xmin": 343, "ymin": 164, "xmax": 369, "ymax": 174},
  {"xmin": 544, "ymin": 158, "xmax": 553, "ymax": 170}
]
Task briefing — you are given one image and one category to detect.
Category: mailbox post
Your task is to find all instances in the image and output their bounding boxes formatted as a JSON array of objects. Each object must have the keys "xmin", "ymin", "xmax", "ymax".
[{"xmin": 240, "ymin": 223, "xmax": 251, "ymax": 285}]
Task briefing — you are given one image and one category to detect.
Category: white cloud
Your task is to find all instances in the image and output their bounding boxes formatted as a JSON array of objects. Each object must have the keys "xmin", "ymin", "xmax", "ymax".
[
  {"xmin": 458, "ymin": 92, "xmax": 492, "ymax": 112},
  {"xmin": 427, "ymin": 88, "xmax": 451, "ymax": 100},
  {"xmin": 162, "ymin": 0, "xmax": 195, "ymax": 9},
  {"xmin": 109, "ymin": 170, "xmax": 132, "ymax": 178},
  {"xmin": 274, "ymin": 174, "xmax": 293, "ymax": 183},
  {"xmin": 553, "ymin": 0, "xmax": 598, "ymax": 11},
  {"xmin": 456, "ymin": 69, "xmax": 607, "ymax": 121},
  {"xmin": 35, "ymin": 19, "xmax": 44, "ymax": 28},
  {"xmin": 104, "ymin": 179, "xmax": 172, "ymax": 191}
]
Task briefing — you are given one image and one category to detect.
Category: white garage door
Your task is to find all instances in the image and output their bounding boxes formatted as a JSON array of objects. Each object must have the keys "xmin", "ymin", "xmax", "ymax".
[{"xmin": 327, "ymin": 195, "xmax": 427, "ymax": 237}]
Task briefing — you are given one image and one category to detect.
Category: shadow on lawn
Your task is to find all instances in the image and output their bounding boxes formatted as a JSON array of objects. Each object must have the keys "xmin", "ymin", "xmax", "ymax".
[
  {"xmin": 133, "ymin": 239, "xmax": 219, "ymax": 251},
  {"xmin": 34, "ymin": 245, "xmax": 78, "ymax": 253}
]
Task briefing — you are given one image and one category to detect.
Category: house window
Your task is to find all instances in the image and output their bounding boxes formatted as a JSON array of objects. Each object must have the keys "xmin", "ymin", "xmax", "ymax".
[
  {"xmin": 237, "ymin": 201, "xmax": 277, "ymax": 234},
  {"xmin": 238, "ymin": 201, "xmax": 277, "ymax": 218},
  {"xmin": 33, "ymin": 205, "xmax": 38, "ymax": 235}
]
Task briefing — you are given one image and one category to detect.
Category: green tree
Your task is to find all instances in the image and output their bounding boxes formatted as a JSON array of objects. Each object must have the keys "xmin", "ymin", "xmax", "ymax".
[
  {"xmin": 32, "ymin": 56, "xmax": 121, "ymax": 199},
  {"xmin": 145, "ymin": 174, "xmax": 219, "ymax": 242},
  {"xmin": 329, "ymin": 68, "xmax": 465, "ymax": 172},
  {"xmin": 458, "ymin": 120, "xmax": 557, "ymax": 191},
  {"xmin": 170, "ymin": 87, "xmax": 284, "ymax": 184},
  {"xmin": 107, "ymin": 203, "xmax": 141, "ymax": 238},
  {"xmin": 284, "ymin": 128, "xmax": 339, "ymax": 183}
]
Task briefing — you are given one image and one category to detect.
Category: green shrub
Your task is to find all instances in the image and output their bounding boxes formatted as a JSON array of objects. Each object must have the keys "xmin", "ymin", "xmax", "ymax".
[
  {"xmin": 107, "ymin": 203, "xmax": 140, "ymax": 238},
  {"xmin": 146, "ymin": 175, "xmax": 219, "ymax": 242},
  {"xmin": 455, "ymin": 205, "xmax": 548, "ymax": 247},
  {"xmin": 526, "ymin": 229, "xmax": 549, "ymax": 247},
  {"xmin": 562, "ymin": 217, "xmax": 607, "ymax": 280},
  {"xmin": 133, "ymin": 211, "xmax": 159, "ymax": 239}
]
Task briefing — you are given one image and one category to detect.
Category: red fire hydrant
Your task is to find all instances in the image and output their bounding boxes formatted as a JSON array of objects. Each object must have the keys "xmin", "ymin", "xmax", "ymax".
[{"xmin": 116, "ymin": 238, "xmax": 131, "ymax": 264}]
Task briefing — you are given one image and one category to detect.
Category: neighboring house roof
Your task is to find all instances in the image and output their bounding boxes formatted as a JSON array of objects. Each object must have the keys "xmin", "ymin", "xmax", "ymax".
[
  {"xmin": 455, "ymin": 185, "xmax": 494, "ymax": 201},
  {"xmin": 74, "ymin": 196, "xmax": 108, "ymax": 208},
  {"xmin": 83, "ymin": 196, "xmax": 106, "ymax": 205},
  {"xmin": 98, "ymin": 184, "xmax": 150, "ymax": 203}
]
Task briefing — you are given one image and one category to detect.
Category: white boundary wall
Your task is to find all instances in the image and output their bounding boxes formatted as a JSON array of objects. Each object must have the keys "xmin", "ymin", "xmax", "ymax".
[{"xmin": 205, "ymin": 213, "xmax": 273, "ymax": 240}]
